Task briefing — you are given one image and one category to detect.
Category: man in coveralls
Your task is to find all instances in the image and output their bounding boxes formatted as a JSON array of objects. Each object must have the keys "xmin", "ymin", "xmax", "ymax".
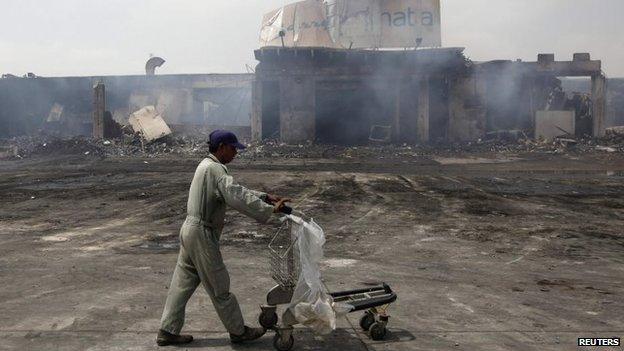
[{"xmin": 157, "ymin": 130, "xmax": 290, "ymax": 346}]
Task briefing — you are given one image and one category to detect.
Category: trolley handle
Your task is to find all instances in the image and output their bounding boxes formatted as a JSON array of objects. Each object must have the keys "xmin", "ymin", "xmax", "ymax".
[{"xmin": 279, "ymin": 206, "xmax": 310, "ymax": 223}]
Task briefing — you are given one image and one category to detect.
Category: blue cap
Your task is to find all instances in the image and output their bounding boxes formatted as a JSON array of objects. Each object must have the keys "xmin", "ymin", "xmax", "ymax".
[{"xmin": 209, "ymin": 130, "xmax": 246, "ymax": 150}]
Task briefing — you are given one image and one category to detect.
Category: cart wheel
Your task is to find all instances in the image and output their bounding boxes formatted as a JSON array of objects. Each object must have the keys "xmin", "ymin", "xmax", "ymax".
[
  {"xmin": 369, "ymin": 322, "xmax": 387, "ymax": 341},
  {"xmin": 259, "ymin": 310, "xmax": 278, "ymax": 329},
  {"xmin": 359, "ymin": 312, "xmax": 376, "ymax": 331},
  {"xmin": 273, "ymin": 333, "xmax": 294, "ymax": 351}
]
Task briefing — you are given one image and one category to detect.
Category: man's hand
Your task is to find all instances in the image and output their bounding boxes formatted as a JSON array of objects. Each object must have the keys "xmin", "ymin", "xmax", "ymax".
[{"xmin": 273, "ymin": 198, "xmax": 292, "ymax": 213}]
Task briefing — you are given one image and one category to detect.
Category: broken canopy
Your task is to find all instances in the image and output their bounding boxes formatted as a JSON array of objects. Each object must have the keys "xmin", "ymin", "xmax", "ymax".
[{"xmin": 260, "ymin": 0, "xmax": 441, "ymax": 49}]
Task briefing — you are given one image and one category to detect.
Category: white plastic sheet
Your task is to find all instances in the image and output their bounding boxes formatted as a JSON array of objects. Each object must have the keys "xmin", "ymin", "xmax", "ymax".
[{"xmin": 286, "ymin": 215, "xmax": 353, "ymax": 334}]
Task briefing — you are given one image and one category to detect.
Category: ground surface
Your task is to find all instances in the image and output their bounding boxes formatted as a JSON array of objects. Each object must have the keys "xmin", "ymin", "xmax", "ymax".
[{"xmin": 1, "ymin": 150, "xmax": 623, "ymax": 351}]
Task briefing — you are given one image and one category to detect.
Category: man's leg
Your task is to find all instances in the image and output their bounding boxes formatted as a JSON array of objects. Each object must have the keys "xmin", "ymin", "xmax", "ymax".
[
  {"xmin": 193, "ymin": 252, "xmax": 246, "ymax": 335},
  {"xmin": 160, "ymin": 244, "xmax": 200, "ymax": 335}
]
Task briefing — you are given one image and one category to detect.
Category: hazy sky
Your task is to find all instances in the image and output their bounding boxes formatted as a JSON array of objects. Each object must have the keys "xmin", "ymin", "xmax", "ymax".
[{"xmin": 1, "ymin": 0, "xmax": 623, "ymax": 77}]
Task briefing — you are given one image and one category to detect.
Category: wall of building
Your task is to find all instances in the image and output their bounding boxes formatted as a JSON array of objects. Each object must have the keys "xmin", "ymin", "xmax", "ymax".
[
  {"xmin": 0, "ymin": 74, "xmax": 253, "ymax": 138},
  {"xmin": 253, "ymin": 49, "xmax": 606, "ymax": 144},
  {"xmin": 253, "ymin": 47, "xmax": 469, "ymax": 144}
]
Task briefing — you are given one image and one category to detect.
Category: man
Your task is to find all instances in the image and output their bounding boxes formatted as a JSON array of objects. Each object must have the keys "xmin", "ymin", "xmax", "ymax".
[{"xmin": 157, "ymin": 130, "xmax": 290, "ymax": 346}]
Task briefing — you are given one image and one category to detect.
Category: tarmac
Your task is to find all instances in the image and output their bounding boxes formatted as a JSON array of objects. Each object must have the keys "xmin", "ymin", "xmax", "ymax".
[{"xmin": 1, "ymin": 150, "xmax": 623, "ymax": 350}]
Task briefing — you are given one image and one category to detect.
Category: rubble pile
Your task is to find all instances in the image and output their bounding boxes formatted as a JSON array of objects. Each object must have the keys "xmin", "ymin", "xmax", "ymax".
[
  {"xmin": 98, "ymin": 135, "xmax": 211, "ymax": 157},
  {"xmin": 0, "ymin": 135, "xmax": 213, "ymax": 159},
  {"xmin": 241, "ymin": 135, "xmax": 624, "ymax": 159},
  {"xmin": 2, "ymin": 131, "xmax": 624, "ymax": 161},
  {"xmin": 431, "ymin": 136, "xmax": 624, "ymax": 154},
  {"xmin": 239, "ymin": 140, "xmax": 343, "ymax": 159},
  {"xmin": 3, "ymin": 136, "xmax": 107, "ymax": 158}
]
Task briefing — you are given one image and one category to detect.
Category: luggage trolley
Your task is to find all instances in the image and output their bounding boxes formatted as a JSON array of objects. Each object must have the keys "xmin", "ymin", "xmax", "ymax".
[{"xmin": 258, "ymin": 211, "xmax": 398, "ymax": 351}]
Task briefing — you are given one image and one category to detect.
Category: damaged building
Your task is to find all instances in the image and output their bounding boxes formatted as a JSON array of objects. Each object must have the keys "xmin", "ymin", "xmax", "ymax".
[
  {"xmin": 251, "ymin": 0, "xmax": 608, "ymax": 144},
  {"xmin": 0, "ymin": 72, "xmax": 253, "ymax": 140},
  {"xmin": 0, "ymin": 0, "xmax": 621, "ymax": 146},
  {"xmin": 252, "ymin": 47, "xmax": 607, "ymax": 144}
]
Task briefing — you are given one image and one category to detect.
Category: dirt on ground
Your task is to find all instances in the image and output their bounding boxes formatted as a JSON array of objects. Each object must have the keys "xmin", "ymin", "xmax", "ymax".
[{"xmin": 1, "ymin": 144, "xmax": 623, "ymax": 350}]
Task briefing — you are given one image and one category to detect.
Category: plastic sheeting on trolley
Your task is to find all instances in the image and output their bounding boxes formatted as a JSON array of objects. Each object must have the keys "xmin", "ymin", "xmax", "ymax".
[{"xmin": 285, "ymin": 215, "xmax": 353, "ymax": 334}]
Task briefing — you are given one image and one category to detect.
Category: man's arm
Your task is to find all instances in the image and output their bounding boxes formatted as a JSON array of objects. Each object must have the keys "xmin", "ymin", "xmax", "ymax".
[
  {"xmin": 216, "ymin": 174, "xmax": 275, "ymax": 223},
  {"xmin": 249, "ymin": 189, "xmax": 268, "ymax": 201}
]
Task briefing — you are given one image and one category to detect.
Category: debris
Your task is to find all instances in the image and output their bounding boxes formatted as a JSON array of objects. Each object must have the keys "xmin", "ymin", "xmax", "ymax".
[
  {"xmin": 369, "ymin": 125, "xmax": 392, "ymax": 143},
  {"xmin": 112, "ymin": 109, "xmax": 130, "ymax": 126},
  {"xmin": 128, "ymin": 106, "xmax": 172, "ymax": 143},
  {"xmin": 0, "ymin": 145, "xmax": 17, "ymax": 159},
  {"xmin": 2, "ymin": 128, "xmax": 623, "ymax": 161},
  {"xmin": 46, "ymin": 103, "xmax": 64, "ymax": 122},
  {"xmin": 535, "ymin": 111, "xmax": 575, "ymax": 141},
  {"xmin": 103, "ymin": 111, "xmax": 123, "ymax": 139},
  {"xmin": 606, "ymin": 126, "xmax": 624, "ymax": 139},
  {"xmin": 595, "ymin": 146, "xmax": 616, "ymax": 153},
  {"xmin": 484, "ymin": 130, "xmax": 525, "ymax": 142}
]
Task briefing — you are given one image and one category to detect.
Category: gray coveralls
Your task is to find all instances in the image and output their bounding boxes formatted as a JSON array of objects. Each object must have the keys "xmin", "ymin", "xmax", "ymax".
[{"xmin": 160, "ymin": 154, "xmax": 274, "ymax": 336}]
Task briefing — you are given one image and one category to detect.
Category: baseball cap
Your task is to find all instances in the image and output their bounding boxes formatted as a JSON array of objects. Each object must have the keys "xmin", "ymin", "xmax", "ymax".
[{"xmin": 209, "ymin": 130, "xmax": 246, "ymax": 150}]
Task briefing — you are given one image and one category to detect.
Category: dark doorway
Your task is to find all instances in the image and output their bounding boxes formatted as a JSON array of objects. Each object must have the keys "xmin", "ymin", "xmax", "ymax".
[
  {"xmin": 315, "ymin": 80, "xmax": 395, "ymax": 145},
  {"xmin": 429, "ymin": 78, "xmax": 450, "ymax": 142},
  {"xmin": 262, "ymin": 81, "xmax": 280, "ymax": 139},
  {"xmin": 398, "ymin": 80, "xmax": 419, "ymax": 144}
]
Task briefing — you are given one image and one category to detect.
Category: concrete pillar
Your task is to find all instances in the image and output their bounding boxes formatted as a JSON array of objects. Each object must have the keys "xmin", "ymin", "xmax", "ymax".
[
  {"xmin": 591, "ymin": 74, "xmax": 607, "ymax": 137},
  {"xmin": 279, "ymin": 76, "xmax": 315, "ymax": 143},
  {"xmin": 92, "ymin": 82, "xmax": 106, "ymax": 139},
  {"xmin": 448, "ymin": 73, "xmax": 487, "ymax": 142},
  {"xmin": 417, "ymin": 78, "xmax": 430, "ymax": 143},
  {"xmin": 251, "ymin": 79, "xmax": 262, "ymax": 141},
  {"xmin": 392, "ymin": 83, "xmax": 401, "ymax": 143}
]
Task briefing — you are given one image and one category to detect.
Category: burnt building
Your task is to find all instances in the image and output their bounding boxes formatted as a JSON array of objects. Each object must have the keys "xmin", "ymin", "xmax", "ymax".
[
  {"xmin": 251, "ymin": 47, "xmax": 607, "ymax": 144},
  {"xmin": 0, "ymin": 74, "xmax": 253, "ymax": 139}
]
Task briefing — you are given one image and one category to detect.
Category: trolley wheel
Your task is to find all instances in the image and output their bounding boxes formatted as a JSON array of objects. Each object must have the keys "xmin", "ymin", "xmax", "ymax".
[
  {"xmin": 369, "ymin": 322, "xmax": 387, "ymax": 341},
  {"xmin": 273, "ymin": 333, "xmax": 294, "ymax": 351},
  {"xmin": 359, "ymin": 312, "xmax": 376, "ymax": 331},
  {"xmin": 259, "ymin": 310, "xmax": 278, "ymax": 329}
]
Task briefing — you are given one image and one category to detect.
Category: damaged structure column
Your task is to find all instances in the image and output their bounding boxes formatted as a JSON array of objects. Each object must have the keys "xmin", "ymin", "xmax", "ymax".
[
  {"xmin": 592, "ymin": 73, "xmax": 607, "ymax": 137},
  {"xmin": 279, "ymin": 75, "xmax": 315, "ymax": 143},
  {"xmin": 92, "ymin": 82, "xmax": 105, "ymax": 139},
  {"xmin": 448, "ymin": 73, "xmax": 487, "ymax": 141},
  {"xmin": 251, "ymin": 80, "xmax": 263, "ymax": 141},
  {"xmin": 417, "ymin": 78, "xmax": 430, "ymax": 143}
]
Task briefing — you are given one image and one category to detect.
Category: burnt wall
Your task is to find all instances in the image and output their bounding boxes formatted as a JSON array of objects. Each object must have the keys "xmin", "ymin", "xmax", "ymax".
[
  {"xmin": 253, "ymin": 47, "xmax": 468, "ymax": 144},
  {"xmin": 0, "ymin": 77, "xmax": 92, "ymax": 137},
  {"xmin": 0, "ymin": 74, "xmax": 253, "ymax": 138}
]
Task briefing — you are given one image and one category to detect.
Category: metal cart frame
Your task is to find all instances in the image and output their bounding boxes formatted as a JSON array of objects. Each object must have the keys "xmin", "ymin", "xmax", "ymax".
[{"xmin": 258, "ymin": 215, "xmax": 398, "ymax": 351}]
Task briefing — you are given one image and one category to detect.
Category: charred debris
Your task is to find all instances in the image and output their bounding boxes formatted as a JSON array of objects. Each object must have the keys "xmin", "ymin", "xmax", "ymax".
[{"xmin": 1, "ymin": 51, "xmax": 624, "ymax": 159}]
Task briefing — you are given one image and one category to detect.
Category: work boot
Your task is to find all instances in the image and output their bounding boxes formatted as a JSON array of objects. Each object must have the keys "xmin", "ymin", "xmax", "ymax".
[
  {"xmin": 156, "ymin": 329, "xmax": 193, "ymax": 346},
  {"xmin": 230, "ymin": 326, "xmax": 266, "ymax": 344}
]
